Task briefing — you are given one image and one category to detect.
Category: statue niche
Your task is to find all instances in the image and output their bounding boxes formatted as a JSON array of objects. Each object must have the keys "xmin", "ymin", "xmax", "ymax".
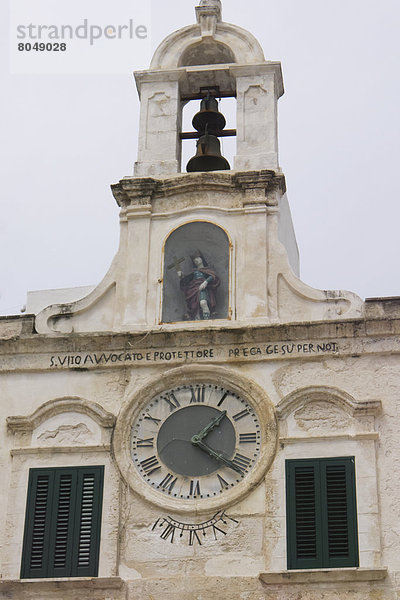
[{"xmin": 162, "ymin": 222, "xmax": 229, "ymax": 323}]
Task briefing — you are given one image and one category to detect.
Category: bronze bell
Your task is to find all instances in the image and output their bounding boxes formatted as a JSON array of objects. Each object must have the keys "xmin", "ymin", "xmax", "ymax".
[
  {"xmin": 186, "ymin": 92, "xmax": 230, "ymax": 172},
  {"xmin": 186, "ymin": 132, "xmax": 230, "ymax": 172},
  {"xmin": 192, "ymin": 96, "xmax": 226, "ymax": 135}
]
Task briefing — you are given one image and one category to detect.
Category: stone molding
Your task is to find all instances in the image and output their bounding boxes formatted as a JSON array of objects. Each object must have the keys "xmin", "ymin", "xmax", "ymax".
[
  {"xmin": 279, "ymin": 433, "xmax": 379, "ymax": 445},
  {"xmin": 0, "ymin": 577, "xmax": 124, "ymax": 592},
  {"xmin": 259, "ymin": 568, "xmax": 388, "ymax": 584},
  {"xmin": 11, "ymin": 445, "xmax": 111, "ymax": 456},
  {"xmin": 7, "ymin": 397, "xmax": 116, "ymax": 433},
  {"xmin": 113, "ymin": 364, "xmax": 278, "ymax": 515},
  {"xmin": 134, "ymin": 62, "xmax": 283, "ymax": 99},
  {"xmin": 111, "ymin": 170, "xmax": 285, "ymax": 208},
  {"xmin": 276, "ymin": 386, "xmax": 382, "ymax": 420}
]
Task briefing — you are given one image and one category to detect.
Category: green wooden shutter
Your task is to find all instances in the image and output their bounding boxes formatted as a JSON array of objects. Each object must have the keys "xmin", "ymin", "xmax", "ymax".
[
  {"xmin": 286, "ymin": 457, "xmax": 358, "ymax": 570},
  {"xmin": 48, "ymin": 469, "xmax": 78, "ymax": 577},
  {"xmin": 72, "ymin": 468, "xmax": 104, "ymax": 577},
  {"xmin": 322, "ymin": 459, "xmax": 359, "ymax": 568},
  {"xmin": 21, "ymin": 466, "xmax": 104, "ymax": 579},
  {"xmin": 21, "ymin": 470, "xmax": 55, "ymax": 578}
]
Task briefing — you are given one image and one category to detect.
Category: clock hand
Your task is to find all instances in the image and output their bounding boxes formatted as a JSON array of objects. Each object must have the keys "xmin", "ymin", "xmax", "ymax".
[
  {"xmin": 193, "ymin": 439, "xmax": 244, "ymax": 475},
  {"xmin": 191, "ymin": 410, "xmax": 227, "ymax": 443}
]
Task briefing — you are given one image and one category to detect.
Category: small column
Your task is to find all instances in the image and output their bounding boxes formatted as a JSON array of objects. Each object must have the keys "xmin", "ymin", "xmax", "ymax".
[
  {"xmin": 134, "ymin": 71, "xmax": 182, "ymax": 177},
  {"xmin": 233, "ymin": 64, "xmax": 283, "ymax": 172}
]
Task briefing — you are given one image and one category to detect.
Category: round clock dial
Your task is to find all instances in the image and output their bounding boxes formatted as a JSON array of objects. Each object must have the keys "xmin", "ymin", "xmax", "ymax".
[{"xmin": 131, "ymin": 383, "xmax": 262, "ymax": 500}]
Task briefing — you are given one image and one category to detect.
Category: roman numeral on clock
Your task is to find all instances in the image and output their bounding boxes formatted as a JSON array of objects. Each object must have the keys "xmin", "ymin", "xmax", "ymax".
[
  {"xmin": 217, "ymin": 473, "xmax": 230, "ymax": 489},
  {"xmin": 159, "ymin": 473, "xmax": 178, "ymax": 493},
  {"xmin": 136, "ymin": 437, "xmax": 154, "ymax": 448},
  {"xmin": 164, "ymin": 392, "xmax": 180, "ymax": 412},
  {"xmin": 232, "ymin": 408, "xmax": 250, "ymax": 421},
  {"xmin": 189, "ymin": 480, "xmax": 201, "ymax": 496},
  {"xmin": 144, "ymin": 413, "xmax": 161, "ymax": 426},
  {"xmin": 239, "ymin": 432, "xmax": 257, "ymax": 444},
  {"xmin": 217, "ymin": 391, "xmax": 229, "ymax": 407},
  {"xmin": 190, "ymin": 386, "xmax": 205, "ymax": 403},
  {"xmin": 140, "ymin": 455, "xmax": 161, "ymax": 475},
  {"xmin": 232, "ymin": 452, "xmax": 252, "ymax": 472}
]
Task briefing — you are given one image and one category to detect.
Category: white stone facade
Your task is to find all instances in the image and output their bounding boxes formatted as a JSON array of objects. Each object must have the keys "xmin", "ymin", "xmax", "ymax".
[
  {"xmin": 1, "ymin": 312, "xmax": 399, "ymax": 598},
  {"xmin": 1, "ymin": 1, "xmax": 399, "ymax": 599}
]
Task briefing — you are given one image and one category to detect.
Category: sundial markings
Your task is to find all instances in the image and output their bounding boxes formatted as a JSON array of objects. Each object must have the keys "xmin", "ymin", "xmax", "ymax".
[
  {"xmin": 152, "ymin": 511, "xmax": 238, "ymax": 545},
  {"xmin": 160, "ymin": 522, "xmax": 175, "ymax": 543},
  {"xmin": 189, "ymin": 529, "xmax": 202, "ymax": 546},
  {"xmin": 212, "ymin": 524, "xmax": 227, "ymax": 539}
]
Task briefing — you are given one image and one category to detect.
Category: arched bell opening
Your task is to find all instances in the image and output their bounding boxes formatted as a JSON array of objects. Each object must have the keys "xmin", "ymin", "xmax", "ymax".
[
  {"xmin": 180, "ymin": 91, "xmax": 237, "ymax": 173},
  {"xmin": 179, "ymin": 40, "xmax": 236, "ymax": 67},
  {"xmin": 161, "ymin": 221, "xmax": 230, "ymax": 323}
]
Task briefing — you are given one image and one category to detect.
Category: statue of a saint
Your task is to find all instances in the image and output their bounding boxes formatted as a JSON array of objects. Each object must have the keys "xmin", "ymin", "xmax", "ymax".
[{"xmin": 177, "ymin": 252, "xmax": 220, "ymax": 320}]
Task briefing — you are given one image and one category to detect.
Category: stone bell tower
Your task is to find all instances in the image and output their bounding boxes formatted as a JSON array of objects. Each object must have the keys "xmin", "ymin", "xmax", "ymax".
[
  {"xmin": 5, "ymin": 2, "xmax": 398, "ymax": 600},
  {"xmin": 35, "ymin": 0, "xmax": 362, "ymax": 335}
]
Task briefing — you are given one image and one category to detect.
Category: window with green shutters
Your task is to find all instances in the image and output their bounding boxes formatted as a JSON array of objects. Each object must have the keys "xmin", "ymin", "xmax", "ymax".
[
  {"xmin": 20, "ymin": 466, "xmax": 104, "ymax": 579},
  {"xmin": 285, "ymin": 457, "xmax": 359, "ymax": 570}
]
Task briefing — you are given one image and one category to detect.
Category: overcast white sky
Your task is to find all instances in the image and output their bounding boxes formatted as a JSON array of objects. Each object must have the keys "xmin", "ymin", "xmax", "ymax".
[{"xmin": 1, "ymin": 0, "xmax": 399, "ymax": 316}]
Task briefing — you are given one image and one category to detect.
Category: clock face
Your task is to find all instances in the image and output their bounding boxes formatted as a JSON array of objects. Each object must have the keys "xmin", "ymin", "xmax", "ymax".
[{"xmin": 131, "ymin": 383, "xmax": 262, "ymax": 500}]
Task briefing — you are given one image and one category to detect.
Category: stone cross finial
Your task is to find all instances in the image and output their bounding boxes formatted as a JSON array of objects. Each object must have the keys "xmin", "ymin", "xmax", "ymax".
[
  {"xmin": 196, "ymin": 0, "xmax": 222, "ymax": 36},
  {"xmin": 199, "ymin": 0, "xmax": 222, "ymax": 8}
]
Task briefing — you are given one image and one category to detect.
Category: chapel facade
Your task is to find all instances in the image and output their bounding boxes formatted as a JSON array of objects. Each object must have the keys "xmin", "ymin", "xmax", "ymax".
[{"xmin": 1, "ymin": 2, "xmax": 400, "ymax": 599}]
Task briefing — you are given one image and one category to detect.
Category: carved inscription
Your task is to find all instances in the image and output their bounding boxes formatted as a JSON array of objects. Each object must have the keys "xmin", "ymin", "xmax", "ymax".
[
  {"xmin": 48, "ymin": 341, "xmax": 339, "ymax": 369},
  {"xmin": 50, "ymin": 348, "xmax": 215, "ymax": 367},
  {"xmin": 228, "ymin": 342, "xmax": 338, "ymax": 357}
]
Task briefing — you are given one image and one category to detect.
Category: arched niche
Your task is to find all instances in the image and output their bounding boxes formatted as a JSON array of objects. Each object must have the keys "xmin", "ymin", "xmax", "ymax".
[
  {"xmin": 150, "ymin": 23, "xmax": 265, "ymax": 70},
  {"xmin": 162, "ymin": 221, "xmax": 230, "ymax": 323},
  {"xmin": 179, "ymin": 40, "xmax": 236, "ymax": 66}
]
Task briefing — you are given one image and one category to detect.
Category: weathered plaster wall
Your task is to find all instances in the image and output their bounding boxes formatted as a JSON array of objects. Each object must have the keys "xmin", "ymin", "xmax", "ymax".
[{"xmin": 1, "ymin": 311, "xmax": 400, "ymax": 597}]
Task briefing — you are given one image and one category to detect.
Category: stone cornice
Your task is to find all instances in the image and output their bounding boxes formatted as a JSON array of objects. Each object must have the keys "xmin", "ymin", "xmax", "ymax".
[
  {"xmin": 111, "ymin": 170, "xmax": 286, "ymax": 208},
  {"xmin": 1, "ymin": 314, "xmax": 400, "ymax": 372},
  {"xmin": 0, "ymin": 577, "xmax": 124, "ymax": 593},
  {"xmin": 259, "ymin": 568, "xmax": 388, "ymax": 584},
  {"xmin": 1, "ymin": 314, "xmax": 400, "ymax": 349}
]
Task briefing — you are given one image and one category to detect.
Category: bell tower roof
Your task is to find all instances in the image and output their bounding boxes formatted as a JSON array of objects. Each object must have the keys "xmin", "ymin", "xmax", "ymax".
[{"xmin": 150, "ymin": 1, "xmax": 265, "ymax": 70}]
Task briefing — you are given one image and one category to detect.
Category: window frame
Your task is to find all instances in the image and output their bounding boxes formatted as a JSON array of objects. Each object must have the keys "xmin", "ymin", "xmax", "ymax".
[
  {"xmin": 285, "ymin": 456, "xmax": 359, "ymax": 570},
  {"xmin": 20, "ymin": 465, "xmax": 104, "ymax": 579}
]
